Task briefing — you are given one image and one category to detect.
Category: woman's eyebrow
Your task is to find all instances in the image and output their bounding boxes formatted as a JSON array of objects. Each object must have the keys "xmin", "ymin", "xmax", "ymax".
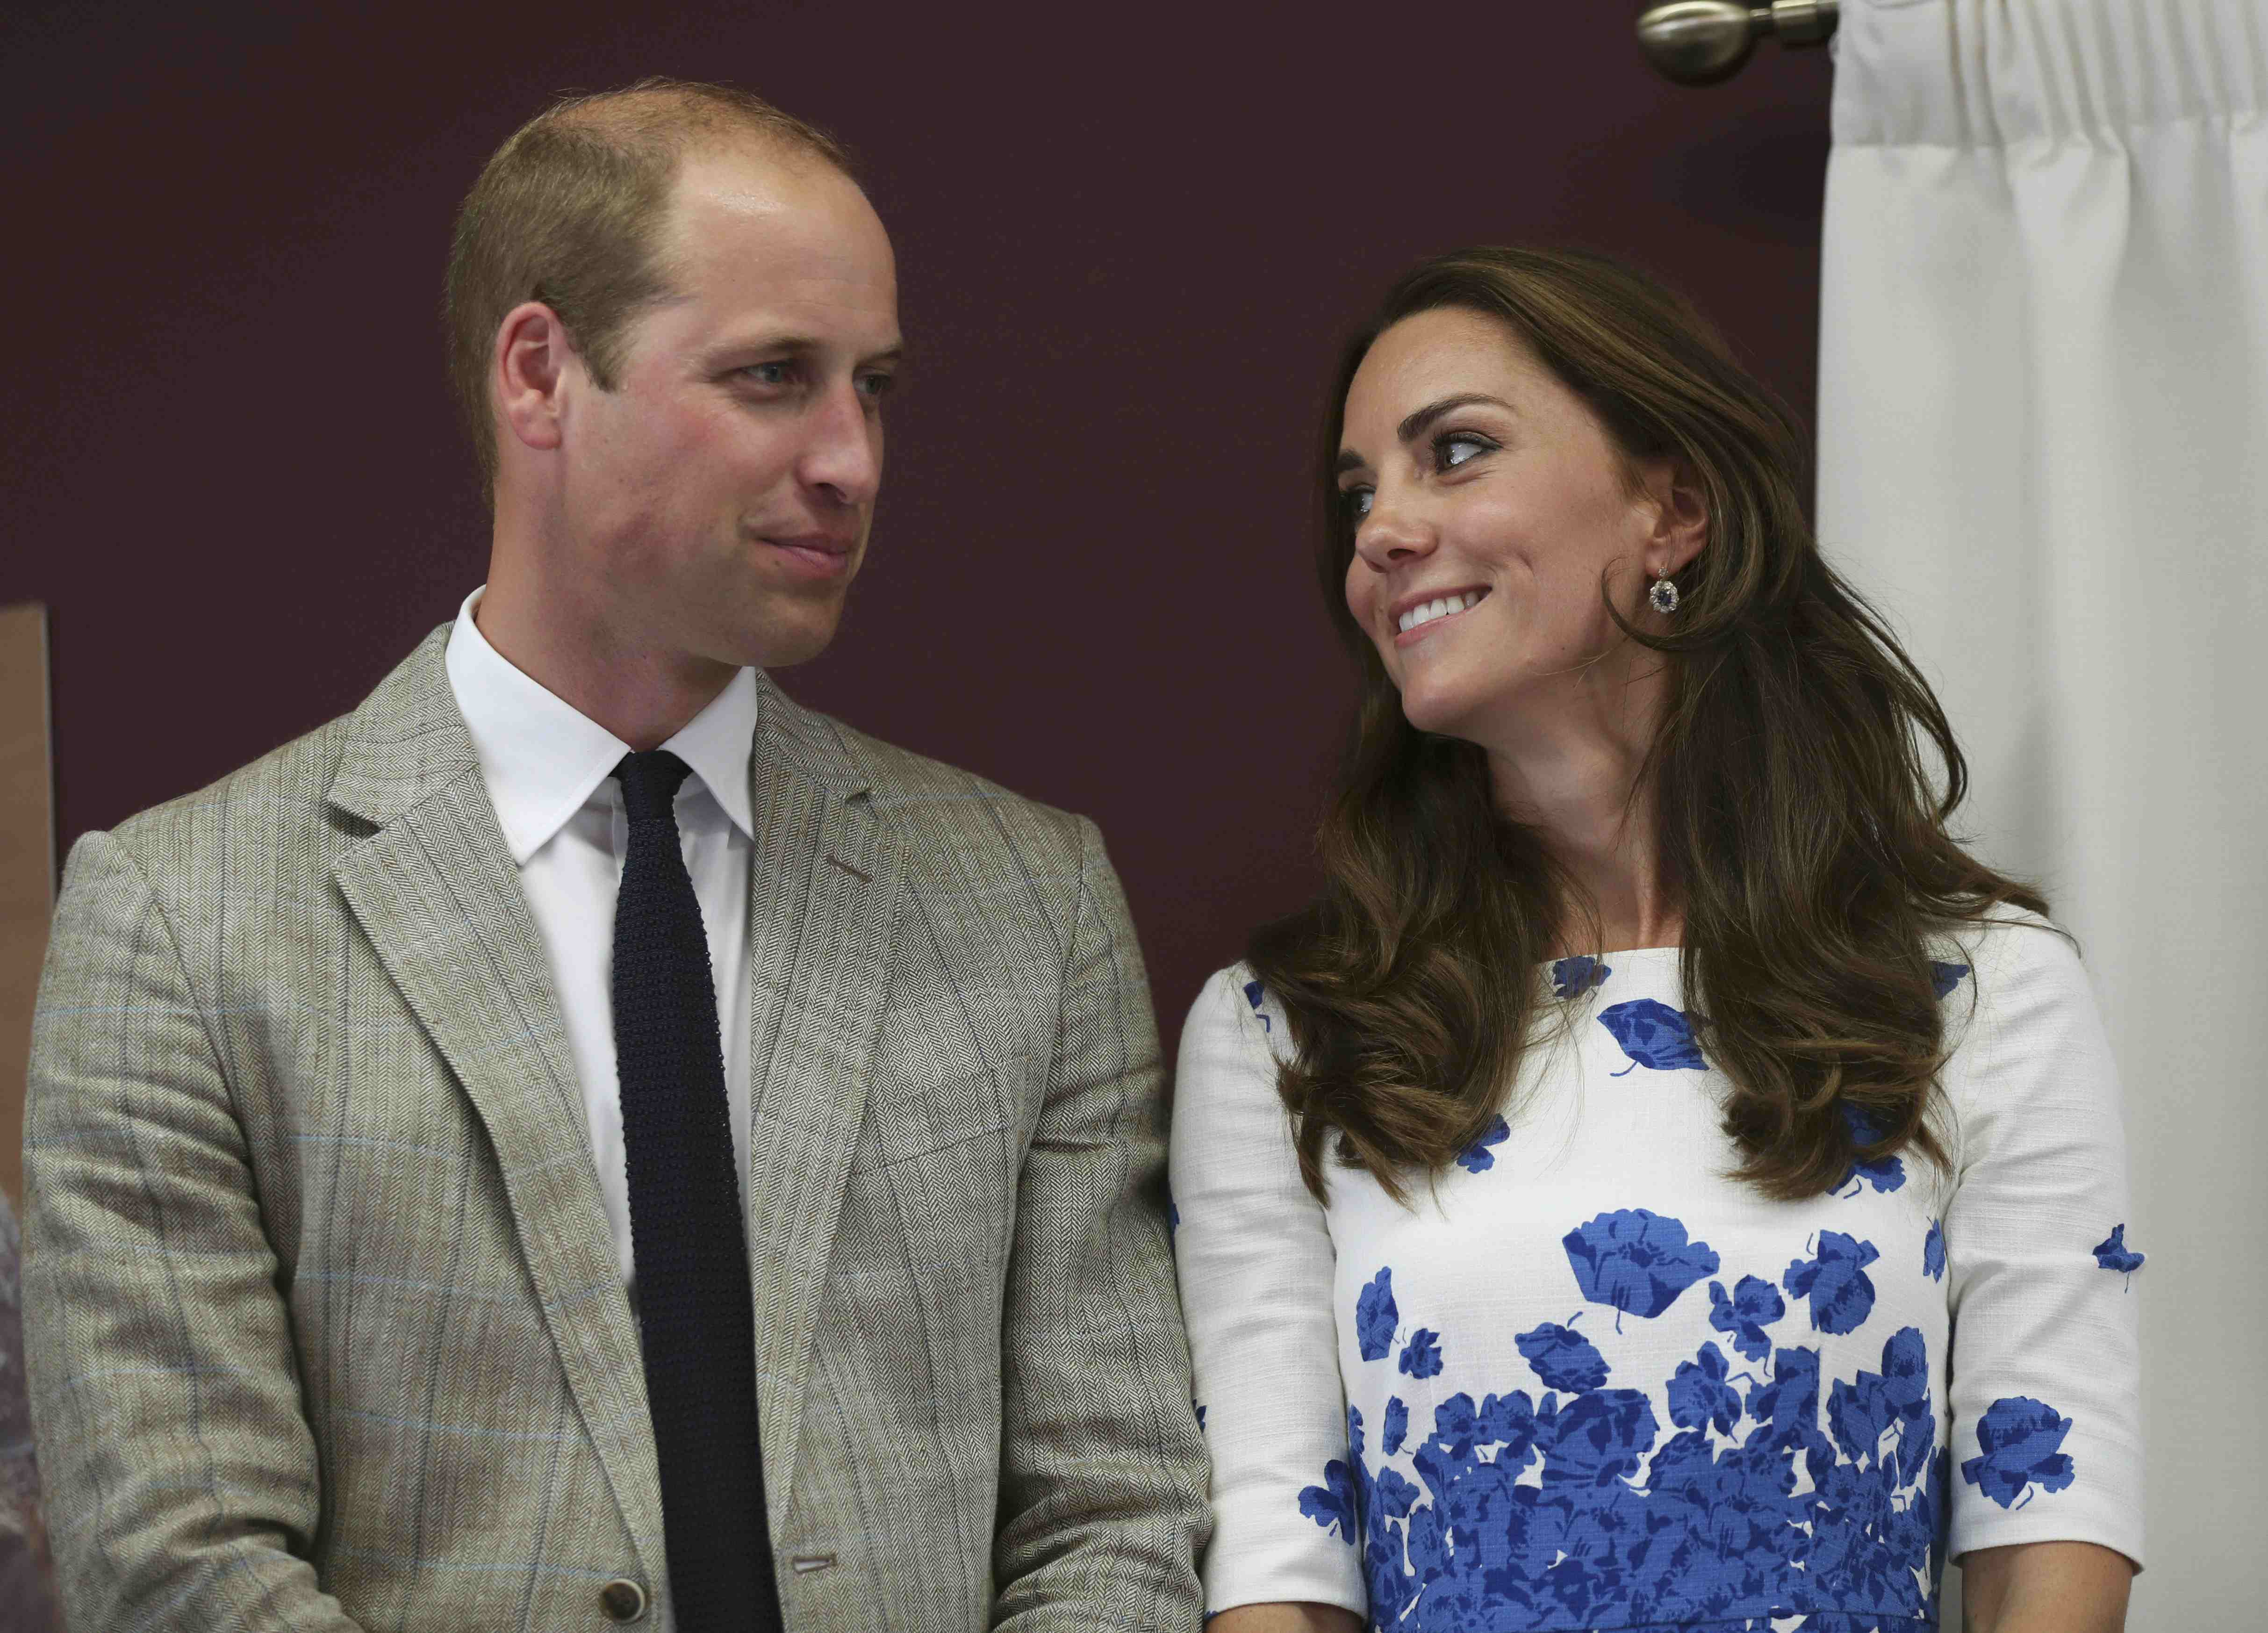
[{"xmin": 1396, "ymin": 392, "xmax": 1512, "ymax": 445}]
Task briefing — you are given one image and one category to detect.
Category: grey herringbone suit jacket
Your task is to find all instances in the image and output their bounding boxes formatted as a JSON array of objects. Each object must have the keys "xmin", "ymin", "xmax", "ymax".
[{"xmin": 22, "ymin": 629, "xmax": 1210, "ymax": 1632}]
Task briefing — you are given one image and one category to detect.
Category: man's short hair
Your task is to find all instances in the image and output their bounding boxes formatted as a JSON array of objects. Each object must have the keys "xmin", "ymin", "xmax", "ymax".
[{"xmin": 443, "ymin": 77, "xmax": 854, "ymax": 497}]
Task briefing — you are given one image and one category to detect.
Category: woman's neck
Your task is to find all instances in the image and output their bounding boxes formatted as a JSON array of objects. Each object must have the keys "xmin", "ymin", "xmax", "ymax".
[{"xmin": 1479, "ymin": 650, "xmax": 1682, "ymax": 956}]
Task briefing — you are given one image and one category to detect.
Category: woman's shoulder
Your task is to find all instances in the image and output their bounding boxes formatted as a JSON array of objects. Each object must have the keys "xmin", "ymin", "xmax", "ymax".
[
  {"xmin": 1182, "ymin": 959, "xmax": 1296, "ymax": 1066},
  {"xmin": 1931, "ymin": 906, "xmax": 2117, "ymax": 1144},
  {"xmin": 1931, "ymin": 906, "xmax": 2091, "ymax": 1039},
  {"xmin": 1170, "ymin": 964, "xmax": 1311, "ymax": 1194}
]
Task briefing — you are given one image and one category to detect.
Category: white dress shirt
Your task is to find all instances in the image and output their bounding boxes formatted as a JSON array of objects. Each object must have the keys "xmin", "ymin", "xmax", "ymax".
[{"xmin": 444, "ymin": 587, "xmax": 757, "ymax": 1294}]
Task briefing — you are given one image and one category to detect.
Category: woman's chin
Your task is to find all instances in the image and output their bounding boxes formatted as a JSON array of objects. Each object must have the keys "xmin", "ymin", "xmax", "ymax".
[{"xmin": 1396, "ymin": 684, "xmax": 1487, "ymax": 743}]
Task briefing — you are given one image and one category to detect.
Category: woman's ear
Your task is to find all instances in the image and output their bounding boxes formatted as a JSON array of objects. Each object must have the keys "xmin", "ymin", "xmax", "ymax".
[{"xmin": 1639, "ymin": 456, "xmax": 1710, "ymax": 579}]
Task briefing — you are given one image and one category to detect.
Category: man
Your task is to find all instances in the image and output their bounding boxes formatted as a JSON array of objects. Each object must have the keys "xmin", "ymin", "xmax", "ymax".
[{"xmin": 23, "ymin": 79, "xmax": 1208, "ymax": 1631}]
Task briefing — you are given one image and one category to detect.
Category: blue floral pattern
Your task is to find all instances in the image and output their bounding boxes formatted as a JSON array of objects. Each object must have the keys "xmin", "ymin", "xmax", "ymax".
[
  {"xmin": 1931, "ymin": 960, "xmax": 1970, "ymax": 1000},
  {"xmin": 1708, "ymin": 1275, "xmax": 1786, "ymax": 1365},
  {"xmin": 1836, "ymin": 1103, "xmax": 1907, "ymax": 1197},
  {"xmin": 1356, "ymin": 1268, "xmax": 1399, "ymax": 1362},
  {"xmin": 1298, "ymin": 1427, "xmax": 1361, "ymax": 1539},
  {"xmin": 1783, "ymin": 1231, "xmax": 1881, "ymax": 1335},
  {"xmin": 1961, "ymin": 1396, "xmax": 2076, "ymax": 1510},
  {"xmin": 2093, "ymin": 1224, "xmax": 2144, "ymax": 1288},
  {"xmin": 1243, "ymin": 978, "xmax": 1271, "ymax": 1032},
  {"xmin": 1598, "ymin": 999, "xmax": 1708, "ymax": 1075},
  {"xmin": 1515, "ymin": 1319, "xmax": 1610, "ymax": 1392},
  {"xmin": 1667, "ymin": 1340, "xmax": 1742, "ymax": 1435},
  {"xmin": 1923, "ymin": 1219, "xmax": 1946, "ymax": 1282},
  {"xmin": 1551, "ymin": 955, "xmax": 1611, "ymax": 1000},
  {"xmin": 1400, "ymin": 1329, "xmax": 1444, "ymax": 1379},
  {"xmin": 1455, "ymin": 1115, "xmax": 1511, "ymax": 1175},
  {"xmin": 1324, "ymin": 1289, "xmax": 1949, "ymax": 1631},
  {"xmin": 1563, "ymin": 1209, "xmax": 1720, "ymax": 1329}
]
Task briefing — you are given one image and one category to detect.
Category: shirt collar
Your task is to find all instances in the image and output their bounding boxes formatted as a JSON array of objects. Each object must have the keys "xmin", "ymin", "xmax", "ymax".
[
  {"xmin": 445, "ymin": 587, "xmax": 759, "ymax": 864},
  {"xmin": 665, "ymin": 664, "xmax": 759, "ymax": 843}
]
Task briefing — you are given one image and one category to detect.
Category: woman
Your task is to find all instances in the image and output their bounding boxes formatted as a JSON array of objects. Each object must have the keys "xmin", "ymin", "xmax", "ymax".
[{"xmin": 1170, "ymin": 249, "xmax": 2143, "ymax": 1633}]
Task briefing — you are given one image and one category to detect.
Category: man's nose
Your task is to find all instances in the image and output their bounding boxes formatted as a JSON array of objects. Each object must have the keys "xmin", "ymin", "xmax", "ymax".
[{"xmin": 797, "ymin": 382, "xmax": 882, "ymax": 509}]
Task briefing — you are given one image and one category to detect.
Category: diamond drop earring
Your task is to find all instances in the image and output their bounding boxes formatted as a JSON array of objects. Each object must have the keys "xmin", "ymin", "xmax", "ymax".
[{"xmin": 1649, "ymin": 576, "xmax": 1680, "ymax": 615}]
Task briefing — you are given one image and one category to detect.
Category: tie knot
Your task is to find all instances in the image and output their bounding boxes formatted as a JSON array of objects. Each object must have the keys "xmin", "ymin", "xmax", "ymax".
[{"xmin": 615, "ymin": 750, "xmax": 693, "ymax": 823}]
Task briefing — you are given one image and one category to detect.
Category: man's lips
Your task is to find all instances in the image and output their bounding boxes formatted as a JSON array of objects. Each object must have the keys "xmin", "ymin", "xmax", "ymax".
[{"xmin": 759, "ymin": 533, "xmax": 856, "ymax": 579}]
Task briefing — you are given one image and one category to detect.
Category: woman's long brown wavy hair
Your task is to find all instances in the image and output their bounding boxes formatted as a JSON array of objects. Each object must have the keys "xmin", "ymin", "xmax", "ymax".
[{"xmin": 1248, "ymin": 246, "xmax": 2047, "ymax": 1207}]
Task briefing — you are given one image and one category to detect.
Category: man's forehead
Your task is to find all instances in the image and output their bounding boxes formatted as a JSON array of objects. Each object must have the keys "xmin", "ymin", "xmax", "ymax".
[
  {"xmin": 675, "ymin": 150, "xmax": 807, "ymax": 223},
  {"xmin": 643, "ymin": 151, "xmax": 896, "ymax": 354},
  {"xmin": 667, "ymin": 145, "xmax": 876, "ymax": 249}
]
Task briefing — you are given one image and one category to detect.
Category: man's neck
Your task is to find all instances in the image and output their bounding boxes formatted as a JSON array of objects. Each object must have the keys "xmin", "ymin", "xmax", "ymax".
[{"xmin": 474, "ymin": 562, "xmax": 737, "ymax": 752}]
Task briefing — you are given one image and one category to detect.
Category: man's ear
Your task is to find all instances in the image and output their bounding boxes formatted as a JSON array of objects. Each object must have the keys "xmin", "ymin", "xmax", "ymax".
[
  {"xmin": 1639, "ymin": 455, "xmax": 1709, "ymax": 580},
  {"xmin": 494, "ymin": 301, "xmax": 572, "ymax": 455}
]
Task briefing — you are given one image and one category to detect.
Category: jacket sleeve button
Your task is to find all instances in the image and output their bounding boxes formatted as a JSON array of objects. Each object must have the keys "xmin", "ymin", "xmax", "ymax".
[{"xmin": 598, "ymin": 1577, "xmax": 647, "ymax": 1622}]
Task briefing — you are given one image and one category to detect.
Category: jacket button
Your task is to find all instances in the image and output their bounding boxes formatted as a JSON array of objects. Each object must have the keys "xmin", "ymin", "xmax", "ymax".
[{"xmin": 598, "ymin": 1578, "xmax": 646, "ymax": 1622}]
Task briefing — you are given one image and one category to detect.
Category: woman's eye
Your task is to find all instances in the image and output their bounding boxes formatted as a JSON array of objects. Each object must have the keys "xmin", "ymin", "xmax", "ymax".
[
  {"xmin": 1342, "ymin": 487, "xmax": 1374, "ymax": 519},
  {"xmin": 1437, "ymin": 432, "xmax": 1493, "ymax": 470}
]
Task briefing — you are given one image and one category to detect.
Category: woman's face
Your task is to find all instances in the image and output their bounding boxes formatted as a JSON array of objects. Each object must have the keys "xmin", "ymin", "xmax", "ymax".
[{"xmin": 1338, "ymin": 307, "xmax": 1676, "ymax": 743}]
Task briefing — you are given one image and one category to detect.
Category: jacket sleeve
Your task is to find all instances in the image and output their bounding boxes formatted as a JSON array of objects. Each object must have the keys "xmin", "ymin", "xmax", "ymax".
[
  {"xmin": 22, "ymin": 829, "xmax": 364, "ymax": 1631},
  {"xmin": 990, "ymin": 818, "xmax": 1211, "ymax": 1631}
]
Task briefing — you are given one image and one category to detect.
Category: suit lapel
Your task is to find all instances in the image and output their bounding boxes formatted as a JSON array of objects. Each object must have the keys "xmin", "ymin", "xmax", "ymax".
[
  {"xmin": 327, "ymin": 631, "xmax": 667, "ymax": 1583},
  {"xmin": 741, "ymin": 678, "xmax": 904, "ymax": 1526},
  {"xmin": 325, "ymin": 638, "xmax": 903, "ymax": 1556}
]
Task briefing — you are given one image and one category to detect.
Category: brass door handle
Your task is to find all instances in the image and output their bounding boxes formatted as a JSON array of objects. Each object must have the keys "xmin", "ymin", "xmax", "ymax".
[{"xmin": 1637, "ymin": 0, "xmax": 1840, "ymax": 86}]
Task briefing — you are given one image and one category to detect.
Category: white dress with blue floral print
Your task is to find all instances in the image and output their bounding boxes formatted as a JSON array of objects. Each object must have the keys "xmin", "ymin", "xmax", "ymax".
[{"xmin": 1169, "ymin": 914, "xmax": 2142, "ymax": 1632}]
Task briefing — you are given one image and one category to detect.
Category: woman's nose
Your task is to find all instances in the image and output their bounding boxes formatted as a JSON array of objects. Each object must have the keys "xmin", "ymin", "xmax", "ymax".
[{"xmin": 1353, "ymin": 499, "xmax": 1436, "ymax": 573}]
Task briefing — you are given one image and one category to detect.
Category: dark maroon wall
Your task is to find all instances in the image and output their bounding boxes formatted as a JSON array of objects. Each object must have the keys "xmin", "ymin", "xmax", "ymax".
[{"xmin": 0, "ymin": 2, "xmax": 1830, "ymax": 1037}]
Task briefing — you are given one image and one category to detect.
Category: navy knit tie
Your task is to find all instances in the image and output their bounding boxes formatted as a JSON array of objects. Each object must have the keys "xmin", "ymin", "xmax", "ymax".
[{"xmin": 612, "ymin": 750, "xmax": 779, "ymax": 1632}]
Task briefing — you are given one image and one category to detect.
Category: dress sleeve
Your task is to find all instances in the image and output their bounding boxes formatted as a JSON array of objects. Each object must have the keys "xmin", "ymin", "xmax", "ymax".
[
  {"xmin": 1170, "ymin": 968, "xmax": 1365, "ymax": 1619},
  {"xmin": 1938, "ymin": 917, "xmax": 2145, "ymax": 1569}
]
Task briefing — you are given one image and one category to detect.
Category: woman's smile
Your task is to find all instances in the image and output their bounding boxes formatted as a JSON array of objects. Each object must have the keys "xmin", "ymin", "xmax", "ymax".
[{"xmin": 1393, "ymin": 587, "xmax": 1490, "ymax": 645}]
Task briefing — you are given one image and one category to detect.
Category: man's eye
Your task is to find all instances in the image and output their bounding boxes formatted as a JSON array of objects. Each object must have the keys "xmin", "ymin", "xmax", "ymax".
[
  {"xmin": 739, "ymin": 362, "xmax": 794, "ymax": 386},
  {"xmin": 1437, "ymin": 432, "xmax": 1493, "ymax": 469},
  {"xmin": 856, "ymin": 372, "xmax": 896, "ymax": 400}
]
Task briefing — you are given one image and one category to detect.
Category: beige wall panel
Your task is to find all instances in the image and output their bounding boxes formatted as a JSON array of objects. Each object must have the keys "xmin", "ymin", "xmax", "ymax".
[{"xmin": 0, "ymin": 605, "xmax": 55, "ymax": 1209}]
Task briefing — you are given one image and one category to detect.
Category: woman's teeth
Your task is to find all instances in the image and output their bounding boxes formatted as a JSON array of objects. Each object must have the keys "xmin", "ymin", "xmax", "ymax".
[{"xmin": 1398, "ymin": 590, "xmax": 1486, "ymax": 634}]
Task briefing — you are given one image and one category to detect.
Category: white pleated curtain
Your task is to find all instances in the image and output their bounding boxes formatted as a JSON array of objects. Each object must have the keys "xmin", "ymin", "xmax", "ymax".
[{"xmin": 1816, "ymin": 1, "xmax": 2266, "ymax": 1623}]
